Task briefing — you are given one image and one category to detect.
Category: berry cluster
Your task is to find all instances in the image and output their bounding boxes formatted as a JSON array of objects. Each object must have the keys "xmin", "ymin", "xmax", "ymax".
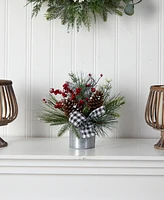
[{"xmin": 43, "ymin": 73, "xmax": 104, "ymax": 117}]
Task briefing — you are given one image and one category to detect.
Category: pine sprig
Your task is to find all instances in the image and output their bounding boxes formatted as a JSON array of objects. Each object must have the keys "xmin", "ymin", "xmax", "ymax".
[
  {"xmin": 98, "ymin": 79, "xmax": 112, "ymax": 102},
  {"xmin": 57, "ymin": 123, "xmax": 70, "ymax": 137},
  {"xmin": 26, "ymin": 0, "xmax": 47, "ymax": 17},
  {"xmin": 39, "ymin": 107, "xmax": 68, "ymax": 126},
  {"xmin": 104, "ymin": 95, "xmax": 125, "ymax": 115},
  {"xmin": 69, "ymin": 124, "xmax": 81, "ymax": 139}
]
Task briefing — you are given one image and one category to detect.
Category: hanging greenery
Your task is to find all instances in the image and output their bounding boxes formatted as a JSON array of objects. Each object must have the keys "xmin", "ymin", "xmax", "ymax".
[{"xmin": 26, "ymin": 0, "xmax": 142, "ymax": 31}]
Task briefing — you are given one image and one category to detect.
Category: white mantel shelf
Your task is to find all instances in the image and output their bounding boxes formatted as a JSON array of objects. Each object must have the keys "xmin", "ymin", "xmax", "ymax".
[
  {"xmin": 0, "ymin": 137, "xmax": 164, "ymax": 175},
  {"xmin": 1, "ymin": 138, "xmax": 164, "ymax": 200}
]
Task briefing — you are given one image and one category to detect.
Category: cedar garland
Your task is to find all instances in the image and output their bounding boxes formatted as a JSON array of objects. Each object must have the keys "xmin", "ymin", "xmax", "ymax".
[{"xmin": 26, "ymin": 0, "xmax": 142, "ymax": 31}]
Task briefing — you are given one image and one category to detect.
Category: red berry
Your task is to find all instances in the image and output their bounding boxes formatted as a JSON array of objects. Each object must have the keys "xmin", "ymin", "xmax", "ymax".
[
  {"xmin": 91, "ymin": 88, "xmax": 96, "ymax": 92},
  {"xmin": 63, "ymin": 82, "xmax": 69, "ymax": 90},
  {"xmin": 76, "ymin": 88, "xmax": 82, "ymax": 95},
  {"xmin": 54, "ymin": 102, "xmax": 63, "ymax": 108},
  {"xmin": 62, "ymin": 92, "xmax": 67, "ymax": 97},
  {"xmin": 54, "ymin": 89, "xmax": 61, "ymax": 95},
  {"xmin": 71, "ymin": 94, "xmax": 76, "ymax": 100},
  {"xmin": 79, "ymin": 99, "xmax": 84, "ymax": 105},
  {"xmin": 49, "ymin": 88, "xmax": 54, "ymax": 93}
]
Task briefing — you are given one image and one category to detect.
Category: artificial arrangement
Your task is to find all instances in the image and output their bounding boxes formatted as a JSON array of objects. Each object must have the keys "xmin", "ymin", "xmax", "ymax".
[
  {"xmin": 26, "ymin": 0, "xmax": 142, "ymax": 31},
  {"xmin": 40, "ymin": 72, "xmax": 125, "ymax": 143}
]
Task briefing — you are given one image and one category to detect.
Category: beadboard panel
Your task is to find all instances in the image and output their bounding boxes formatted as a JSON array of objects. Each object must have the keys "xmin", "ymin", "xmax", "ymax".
[
  {"xmin": 0, "ymin": 0, "xmax": 5, "ymax": 80},
  {"xmin": 0, "ymin": 0, "xmax": 163, "ymax": 138},
  {"xmin": 7, "ymin": 0, "xmax": 27, "ymax": 137},
  {"xmin": 139, "ymin": 0, "xmax": 162, "ymax": 138},
  {"xmin": 0, "ymin": 0, "xmax": 7, "ymax": 137}
]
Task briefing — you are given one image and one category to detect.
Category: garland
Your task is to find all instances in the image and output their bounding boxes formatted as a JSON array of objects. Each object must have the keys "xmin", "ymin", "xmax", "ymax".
[{"xmin": 26, "ymin": 0, "xmax": 142, "ymax": 31}]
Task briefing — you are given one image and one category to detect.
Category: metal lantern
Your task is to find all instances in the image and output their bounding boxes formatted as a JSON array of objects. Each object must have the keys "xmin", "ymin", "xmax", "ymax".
[
  {"xmin": 145, "ymin": 85, "xmax": 164, "ymax": 149},
  {"xmin": 0, "ymin": 80, "xmax": 18, "ymax": 147}
]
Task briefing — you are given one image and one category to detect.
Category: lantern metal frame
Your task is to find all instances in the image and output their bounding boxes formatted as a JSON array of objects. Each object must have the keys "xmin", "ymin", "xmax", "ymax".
[
  {"xmin": 145, "ymin": 85, "xmax": 164, "ymax": 149},
  {"xmin": 0, "ymin": 80, "xmax": 18, "ymax": 148}
]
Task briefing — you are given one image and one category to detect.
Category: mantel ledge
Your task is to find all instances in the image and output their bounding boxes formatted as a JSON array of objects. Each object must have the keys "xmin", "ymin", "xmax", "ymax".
[{"xmin": 0, "ymin": 137, "xmax": 164, "ymax": 175}]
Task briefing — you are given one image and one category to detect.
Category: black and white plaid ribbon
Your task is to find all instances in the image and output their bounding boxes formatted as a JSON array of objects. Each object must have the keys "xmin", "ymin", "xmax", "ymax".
[{"xmin": 69, "ymin": 106, "xmax": 105, "ymax": 138}]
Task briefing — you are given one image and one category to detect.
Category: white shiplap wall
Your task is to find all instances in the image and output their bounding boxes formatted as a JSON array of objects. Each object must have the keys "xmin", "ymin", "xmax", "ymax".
[{"xmin": 0, "ymin": 0, "xmax": 163, "ymax": 138}]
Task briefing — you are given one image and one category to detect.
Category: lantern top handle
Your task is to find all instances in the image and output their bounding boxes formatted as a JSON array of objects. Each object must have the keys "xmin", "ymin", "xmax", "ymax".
[
  {"xmin": 0, "ymin": 80, "xmax": 12, "ymax": 85},
  {"xmin": 150, "ymin": 85, "xmax": 164, "ymax": 91}
]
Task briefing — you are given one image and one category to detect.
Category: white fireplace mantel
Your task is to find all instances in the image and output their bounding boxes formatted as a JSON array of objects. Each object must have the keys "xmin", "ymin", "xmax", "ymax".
[{"xmin": 0, "ymin": 137, "xmax": 164, "ymax": 200}]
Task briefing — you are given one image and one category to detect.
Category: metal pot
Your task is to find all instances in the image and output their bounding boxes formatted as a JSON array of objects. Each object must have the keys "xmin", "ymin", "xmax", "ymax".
[{"xmin": 69, "ymin": 131, "xmax": 95, "ymax": 149}]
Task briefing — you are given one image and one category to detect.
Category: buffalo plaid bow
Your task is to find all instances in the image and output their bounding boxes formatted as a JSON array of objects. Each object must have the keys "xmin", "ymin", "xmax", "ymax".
[{"xmin": 69, "ymin": 106, "xmax": 105, "ymax": 138}]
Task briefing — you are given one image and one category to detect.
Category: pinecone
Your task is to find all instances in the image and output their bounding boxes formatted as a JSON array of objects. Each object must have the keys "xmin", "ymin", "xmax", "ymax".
[
  {"xmin": 88, "ymin": 90, "xmax": 104, "ymax": 110},
  {"xmin": 63, "ymin": 99, "xmax": 77, "ymax": 117}
]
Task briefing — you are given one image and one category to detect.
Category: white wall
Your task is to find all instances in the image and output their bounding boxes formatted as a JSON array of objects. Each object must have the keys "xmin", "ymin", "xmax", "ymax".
[{"xmin": 0, "ymin": 0, "xmax": 163, "ymax": 138}]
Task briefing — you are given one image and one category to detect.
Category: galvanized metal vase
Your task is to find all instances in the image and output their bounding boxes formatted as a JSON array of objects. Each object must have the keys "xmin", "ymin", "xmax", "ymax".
[{"xmin": 69, "ymin": 131, "xmax": 95, "ymax": 149}]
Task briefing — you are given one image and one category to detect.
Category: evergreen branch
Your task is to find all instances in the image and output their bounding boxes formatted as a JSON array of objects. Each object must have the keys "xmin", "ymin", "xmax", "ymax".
[
  {"xmin": 58, "ymin": 123, "xmax": 70, "ymax": 137},
  {"xmin": 104, "ymin": 94, "xmax": 125, "ymax": 111},
  {"xmin": 39, "ymin": 107, "xmax": 68, "ymax": 126},
  {"xmin": 69, "ymin": 124, "xmax": 80, "ymax": 139}
]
